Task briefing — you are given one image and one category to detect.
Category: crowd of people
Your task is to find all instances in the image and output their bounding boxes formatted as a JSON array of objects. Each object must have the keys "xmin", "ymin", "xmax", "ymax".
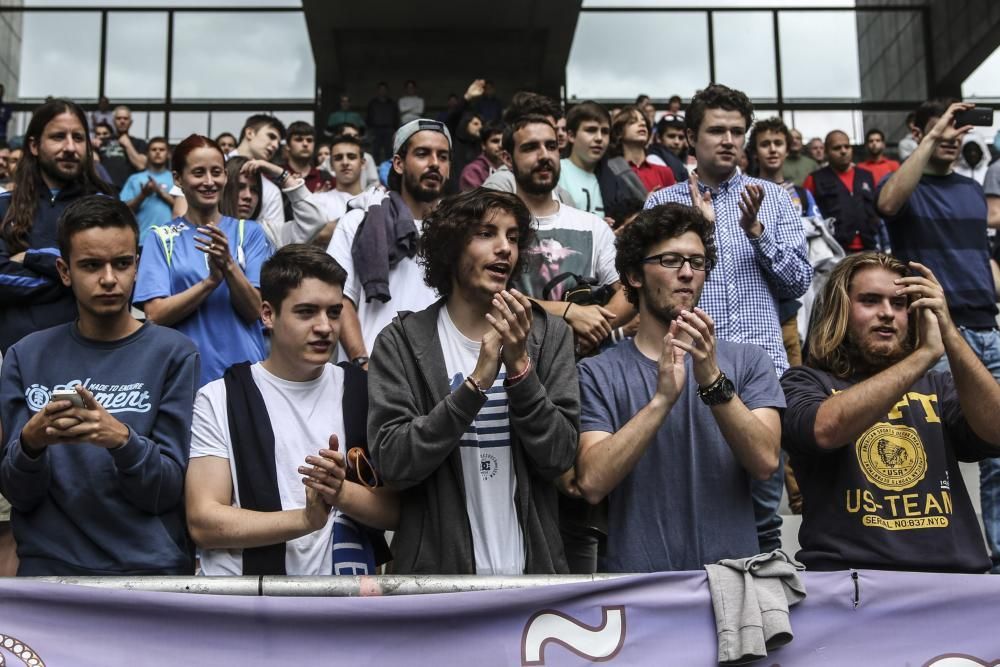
[{"xmin": 0, "ymin": 79, "xmax": 999, "ymax": 581}]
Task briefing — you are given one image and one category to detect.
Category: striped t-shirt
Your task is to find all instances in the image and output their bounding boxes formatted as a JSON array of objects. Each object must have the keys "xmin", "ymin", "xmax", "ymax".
[{"xmin": 437, "ymin": 306, "xmax": 525, "ymax": 575}]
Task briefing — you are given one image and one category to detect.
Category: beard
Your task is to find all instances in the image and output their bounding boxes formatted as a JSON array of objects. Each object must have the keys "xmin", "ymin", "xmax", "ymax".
[
  {"xmin": 513, "ymin": 159, "xmax": 558, "ymax": 196},
  {"xmin": 404, "ymin": 168, "xmax": 444, "ymax": 203},
  {"xmin": 846, "ymin": 332, "xmax": 911, "ymax": 373},
  {"xmin": 639, "ymin": 280, "xmax": 699, "ymax": 328},
  {"xmin": 38, "ymin": 152, "xmax": 82, "ymax": 186}
]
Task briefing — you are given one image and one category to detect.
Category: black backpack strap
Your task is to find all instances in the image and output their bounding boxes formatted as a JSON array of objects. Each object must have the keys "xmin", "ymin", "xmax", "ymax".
[{"xmin": 224, "ymin": 362, "xmax": 286, "ymax": 576}]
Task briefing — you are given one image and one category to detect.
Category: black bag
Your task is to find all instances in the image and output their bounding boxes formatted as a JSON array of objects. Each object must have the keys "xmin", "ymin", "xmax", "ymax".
[{"xmin": 542, "ymin": 272, "xmax": 616, "ymax": 306}]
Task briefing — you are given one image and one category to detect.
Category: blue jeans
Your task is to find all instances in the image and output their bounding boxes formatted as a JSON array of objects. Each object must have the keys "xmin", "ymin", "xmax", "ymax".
[
  {"xmin": 751, "ymin": 451, "xmax": 785, "ymax": 553},
  {"xmin": 933, "ymin": 326, "xmax": 1000, "ymax": 572}
]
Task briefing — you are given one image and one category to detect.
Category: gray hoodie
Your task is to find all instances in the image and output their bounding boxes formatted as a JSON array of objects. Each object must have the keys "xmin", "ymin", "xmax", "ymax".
[{"xmin": 368, "ymin": 299, "xmax": 579, "ymax": 574}]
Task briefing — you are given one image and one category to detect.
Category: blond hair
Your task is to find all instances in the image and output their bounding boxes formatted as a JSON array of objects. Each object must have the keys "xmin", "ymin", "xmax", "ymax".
[{"xmin": 807, "ymin": 252, "xmax": 914, "ymax": 378}]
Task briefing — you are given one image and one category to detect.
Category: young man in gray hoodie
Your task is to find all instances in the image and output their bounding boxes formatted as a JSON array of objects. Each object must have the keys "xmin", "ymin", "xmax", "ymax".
[{"xmin": 368, "ymin": 188, "xmax": 579, "ymax": 575}]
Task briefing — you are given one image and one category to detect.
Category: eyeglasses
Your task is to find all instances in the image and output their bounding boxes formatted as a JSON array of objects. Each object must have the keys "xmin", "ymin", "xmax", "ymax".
[
  {"xmin": 641, "ymin": 252, "xmax": 713, "ymax": 271},
  {"xmin": 347, "ymin": 447, "xmax": 380, "ymax": 489}
]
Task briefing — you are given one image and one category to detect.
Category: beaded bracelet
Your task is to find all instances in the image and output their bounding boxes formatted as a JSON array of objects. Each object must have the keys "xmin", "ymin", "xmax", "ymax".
[{"xmin": 504, "ymin": 357, "xmax": 532, "ymax": 387}]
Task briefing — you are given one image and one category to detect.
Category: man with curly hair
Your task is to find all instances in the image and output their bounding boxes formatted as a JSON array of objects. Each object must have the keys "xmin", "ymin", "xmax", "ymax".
[
  {"xmin": 645, "ymin": 84, "xmax": 813, "ymax": 554},
  {"xmin": 367, "ymin": 188, "xmax": 579, "ymax": 574},
  {"xmin": 781, "ymin": 252, "xmax": 1000, "ymax": 572},
  {"xmin": 568, "ymin": 203, "xmax": 783, "ymax": 572}
]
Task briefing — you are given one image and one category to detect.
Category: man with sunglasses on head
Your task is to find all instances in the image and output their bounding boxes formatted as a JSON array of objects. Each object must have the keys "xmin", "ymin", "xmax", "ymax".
[
  {"xmin": 185, "ymin": 244, "xmax": 397, "ymax": 576},
  {"xmin": 567, "ymin": 203, "xmax": 783, "ymax": 572}
]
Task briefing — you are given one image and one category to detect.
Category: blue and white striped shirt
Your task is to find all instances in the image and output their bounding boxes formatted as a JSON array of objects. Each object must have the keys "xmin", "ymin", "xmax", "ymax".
[{"xmin": 645, "ymin": 168, "xmax": 813, "ymax": 375}]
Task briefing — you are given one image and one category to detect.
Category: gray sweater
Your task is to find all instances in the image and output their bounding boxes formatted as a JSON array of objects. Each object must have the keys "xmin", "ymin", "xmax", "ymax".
[{"xmin": 368, "ymin": 299, "xmax": 579, "ymax": 574}]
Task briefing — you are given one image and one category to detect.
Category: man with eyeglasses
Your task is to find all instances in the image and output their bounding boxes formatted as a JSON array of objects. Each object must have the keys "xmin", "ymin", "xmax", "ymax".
[
  {"xmin": 185, "ymin": 244, "xmax": 396, "ymax": 576},
  {"xmin": 567, "ymin": 202, "xmax": 783, "ymax": 572},
  {"xmin": 644, "ymin": 84, "xmax": 812, "ymax": 555}
]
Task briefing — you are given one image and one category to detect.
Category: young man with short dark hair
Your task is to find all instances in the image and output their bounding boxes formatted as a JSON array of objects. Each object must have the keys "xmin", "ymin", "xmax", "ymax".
[
  {"xmin": 235, "ymin": 114, "xmax": 288, "ymax": 227},
  {"xmin": 569, "ymin": 203, "xmax": 782, "ymax": 571},
  {"xmin": 119, "ymin": 136, "xmax": 174, "ymax": 246},
  {"xmin": 460, "ymin": 121, "xmax": 506, "ymax": 191},
  {"xmin": 0, "ymin": 195, "xmax": 200, "ymax": 575},
  {"xmin": 877, "ymin": 99, "xmax": 1000, "ymax": 571},
  {"xmin": 646, "ymin": 83, "xmax": 813, "ymax": 554},
  {"xmin": 857, "ymin": 128, "xmax": 900, "ymax": 186},
  {"xmin": 560, "ymin": 101, "xmax": 611, "ymax": 217},
  {"xmin": 368, "ymin": 189, "xmax": 578, "ymax": 574},
  {"xmin": 186, "ymin": 244, "xmax": 396, "ymax": 575},
  {"xmin": 313, "ymin": 134, "xmax": 366, "ymax": 224},
  {"xmin": 285, "ymin": 121, "xmax": 333, "ymax": 193}
]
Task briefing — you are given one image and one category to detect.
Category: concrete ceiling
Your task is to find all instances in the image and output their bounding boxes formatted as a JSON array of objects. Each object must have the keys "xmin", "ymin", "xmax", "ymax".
[{"xmin": 302, "ymin": 0, "xmax": 582, "ymax": 109}]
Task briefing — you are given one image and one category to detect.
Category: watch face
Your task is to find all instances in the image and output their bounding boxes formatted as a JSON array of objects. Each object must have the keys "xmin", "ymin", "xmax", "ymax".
[{"xmin": 701, "ymin": 374, "xmax": 736, "ymax": 405}]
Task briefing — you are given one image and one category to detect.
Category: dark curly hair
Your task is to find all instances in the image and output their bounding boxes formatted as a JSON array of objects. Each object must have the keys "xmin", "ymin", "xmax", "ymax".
[
  {"xmin": 748, "ymin": 116, "xmax": 792, "ymax": 159},
  {"xmin": 615, "ymin": 203, "xmax": 716, "ymax": 307},
  {"xmin": 686, "ymin": 84, "xmax": 754, "ymax": 138},
  {"xmin": 419, "ymin": 188, "xmax": 534, "ymax": 298}
]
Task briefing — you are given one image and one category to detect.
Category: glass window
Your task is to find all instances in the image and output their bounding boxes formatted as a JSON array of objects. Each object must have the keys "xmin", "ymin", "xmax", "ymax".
[
  {"xmin": 171, "ymin": 12, "xmax": 314, "ymax": 100},
  {"xmin": 567, "ymin": 12, "xmax": 709, "ymax": 100},
  {"xmin": 167, "ymin": 111, "xmax": 209, "ymax": 145},
  {"xmin": 126, "ymin": 111, "xmax": 165, "ymax": 142},
  {"xmin": 783, "ymin": 110, "xmax": 864, "ymax": 145},
  {"xmin": 778, "ymin": 11, "xmax": 861, "ymax": 100},
  {"xmin": 964, "ymin": 45, "xmax": 1000, "ymax": 101},
  {"xmin": 713, "ymin": 12, "xmax": 777, "ymax": 100},
  {"xmin": 105, "ymin": 12, "xmax": 167, "ymax": 101},
  {"xmin": 18, "ymin": 11, "xmax": 101, "ymax": 99}
]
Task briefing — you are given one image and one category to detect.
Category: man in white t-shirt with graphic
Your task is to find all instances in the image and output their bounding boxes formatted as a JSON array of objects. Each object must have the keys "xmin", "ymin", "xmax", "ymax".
[
  {"xmin": 327, "ymin": 119, "xmax": 452, "ymax": 368},
  {"xmin": 504, "ymin": 114, "xmax": 635, "ymax": 573},
  {"xmin": 368, "ymin": 189, "xmax": 578, "ymax": 574},
  {"xmin": 505, "ymin": 115, "xmax": 634, "ymax": 355},
  {"xmin": 185, "ymin": 244, "xmax": 398, "ymax": 576}
]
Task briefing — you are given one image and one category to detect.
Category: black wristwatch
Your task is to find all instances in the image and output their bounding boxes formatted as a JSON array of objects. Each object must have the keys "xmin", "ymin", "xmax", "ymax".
[
  {"xmin": 698, "ymin": 371, "xmax": 736, "ymax": 406},
  {"xmin": 351, "ymin": 356, "xmax": 369, "ymax": 367}
]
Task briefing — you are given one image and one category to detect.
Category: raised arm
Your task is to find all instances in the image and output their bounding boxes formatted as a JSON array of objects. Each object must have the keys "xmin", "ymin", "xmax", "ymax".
[
  {"xmin": 896, "ymin": 262, "xmax": 1000, "ymax": 445},
  {"xmin": 877, "ymin": 102, "xmax": 973, "ymax": 217}
]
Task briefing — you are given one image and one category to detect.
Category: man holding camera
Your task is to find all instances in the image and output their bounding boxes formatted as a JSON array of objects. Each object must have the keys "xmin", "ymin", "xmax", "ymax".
[
  {"xmin": 877, "ymin": 99, "xmax": 1000, "ymax": 571},
  {"xmin": 504, "ymin": 115, "xmax": 634, "ymax": 355}
]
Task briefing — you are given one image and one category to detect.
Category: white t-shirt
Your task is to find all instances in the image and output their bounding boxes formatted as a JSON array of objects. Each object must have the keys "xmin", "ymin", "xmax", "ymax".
[
  {"xmin": 516, "ymin": 202, "xmax": 619, "ymax": 300},
  {"xmin": 190, "ymin": 363, "xmax": 351, "ymax": 576},
  {"xmin": 327, "ymin": 200, "xmax": 438, "ymax": 359},
  {"xmin": 313, "ymin": 189, "xmax": 353, "ymax": 222},
  {"xmin": 436, "ymin": 306, "xmax": 525, "ymax": 575}
]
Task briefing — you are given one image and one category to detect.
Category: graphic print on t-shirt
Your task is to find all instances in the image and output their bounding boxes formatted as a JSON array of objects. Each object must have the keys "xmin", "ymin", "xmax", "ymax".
[
  {"xmin": 846, "ymin": 391, "xmax": 953, "ymax": 532},
  {"xmin": 449, "ymin": 372, "xmax": 511, "ymax": 481},
  {"xmin": 520, "ymin": 228, "xmax": 595, "ymax": 300}
]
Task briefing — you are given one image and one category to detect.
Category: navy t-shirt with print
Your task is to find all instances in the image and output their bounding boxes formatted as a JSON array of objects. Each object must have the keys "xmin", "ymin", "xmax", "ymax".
[{"xmin": 781, "ymin": 365, "xmax": 997, "ymax": 573}]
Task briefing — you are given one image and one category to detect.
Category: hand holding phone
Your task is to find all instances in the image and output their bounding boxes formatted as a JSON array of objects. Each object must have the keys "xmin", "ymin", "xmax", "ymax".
[
  {"xmin": 50, "ymin": 388, "xmax": 85, "ymax": 408},
  {"xmin": 954, "ymin": 107, "xmax": 994, "ymax": 127}
]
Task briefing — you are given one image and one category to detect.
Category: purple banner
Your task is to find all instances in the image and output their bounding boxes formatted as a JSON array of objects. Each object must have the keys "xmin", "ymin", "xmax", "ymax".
[{"xmin": 1, "ymin": 570, "xmax": 998, "ymax": 666}]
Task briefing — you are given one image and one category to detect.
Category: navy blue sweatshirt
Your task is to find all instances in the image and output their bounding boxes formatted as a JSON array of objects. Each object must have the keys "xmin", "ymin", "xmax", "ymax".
[
  {"xmin": 0, "ymin": 179, "xmax": 101, "ymax": 353},
  {"xmin": 0, "ymin": 321, "xmax": 200, "ymax": 575}
]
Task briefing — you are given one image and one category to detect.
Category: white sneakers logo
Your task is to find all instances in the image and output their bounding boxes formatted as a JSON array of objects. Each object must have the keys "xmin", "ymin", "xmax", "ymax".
[{"xmin": 23, "ymin": 379, "xmax": 152, "ymax": 415}]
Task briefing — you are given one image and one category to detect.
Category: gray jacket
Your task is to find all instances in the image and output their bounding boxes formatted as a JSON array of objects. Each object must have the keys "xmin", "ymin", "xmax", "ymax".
[{"xmin": 368, "ymin": 299, "xmax": 579, "ymax": 574}]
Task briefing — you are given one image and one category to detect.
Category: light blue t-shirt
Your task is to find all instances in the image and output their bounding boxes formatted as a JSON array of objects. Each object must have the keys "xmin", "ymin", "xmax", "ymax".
[
  {"xmin": 119, "ymin": 170, "xmax": 175, "ymax": 245},
  {"xmin": 578, "ymin": 338, "xmax": 785, "ymax": 572},
  {"xmin": 559, "ymin": 158, "xmax": 604, "ymax": 216},
  {"xmin": 134, "ymin": 216, "xmax": 274, "ymax": 387}
]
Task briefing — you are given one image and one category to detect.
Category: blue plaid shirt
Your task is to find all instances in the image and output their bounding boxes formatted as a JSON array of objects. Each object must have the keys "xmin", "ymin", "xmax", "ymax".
[{"xmin": 645, "ymin": 169, "xmax": 812, "ymax": 375}]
